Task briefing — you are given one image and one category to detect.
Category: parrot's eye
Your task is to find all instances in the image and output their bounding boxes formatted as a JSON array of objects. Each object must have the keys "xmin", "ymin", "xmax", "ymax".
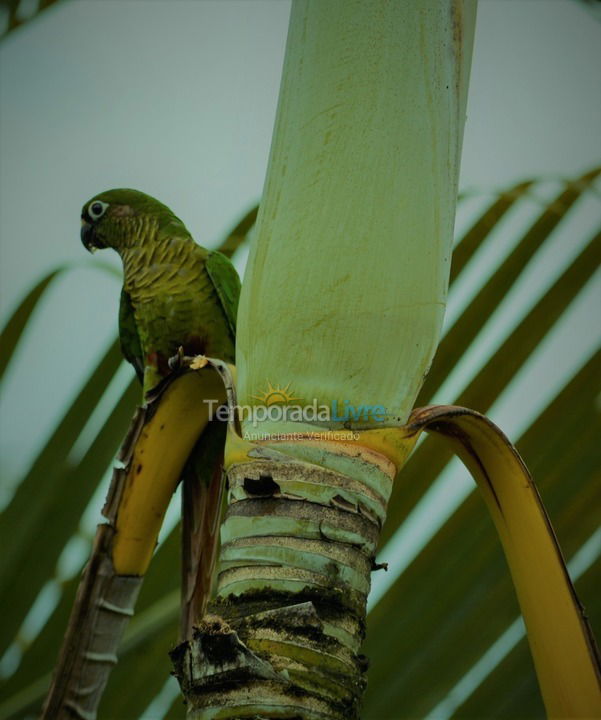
[{"xmin": 88, "ymin": 201, "xmax": 109, "ymax": 221}]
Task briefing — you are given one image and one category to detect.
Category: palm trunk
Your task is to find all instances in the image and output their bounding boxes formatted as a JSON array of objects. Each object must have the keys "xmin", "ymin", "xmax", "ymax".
[{"xmin": 171, "ymin": 428, "xmax": 418, "ymax": 719}]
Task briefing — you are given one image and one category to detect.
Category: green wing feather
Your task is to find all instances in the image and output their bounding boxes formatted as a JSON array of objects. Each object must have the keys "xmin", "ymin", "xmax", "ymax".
[
  {"xmin": 118, "ymin": 288, "xmax": 144, "ymax": 383},
  {"xmin": 206, "ymin": 250, "xmax": 240, "ymax": 338},
  {"xmin": 182, "ymin": 251, "xmax": 239, "ymax": 636}
]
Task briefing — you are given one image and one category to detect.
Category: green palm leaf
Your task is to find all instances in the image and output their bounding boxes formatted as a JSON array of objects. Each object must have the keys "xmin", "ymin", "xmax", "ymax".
[
  {"xmin": 0, "ymin": 0, "xmax": 61, "ymax": 40},
  {"xmin": 0, "ymin": 268, "xmax": 64, "ymax": 385},
  {"xmin": 382, "ymin": 169, "xmax": 600, "ymax": 547},
  {"xmin": 0, "ymin": 172, "xmax": 598, "ymax": 718}
]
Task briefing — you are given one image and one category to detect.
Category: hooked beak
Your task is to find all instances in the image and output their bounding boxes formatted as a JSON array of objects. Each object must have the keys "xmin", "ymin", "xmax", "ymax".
[{"xmin": 80, "ymin": 220, "xmax": 105, "ymax": 252}]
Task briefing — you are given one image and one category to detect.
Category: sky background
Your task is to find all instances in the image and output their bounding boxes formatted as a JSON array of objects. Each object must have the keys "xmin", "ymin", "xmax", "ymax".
[{"xmin": 0, "ymin": 1, "xmax": 599, "ymax": 716}]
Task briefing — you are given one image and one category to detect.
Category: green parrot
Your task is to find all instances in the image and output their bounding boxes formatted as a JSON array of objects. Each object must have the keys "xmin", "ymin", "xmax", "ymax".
[
  {"xmin": 80, "ymin": 188, "xmax": 238, "ymax": 394},
  {"xmin": 80, "ymin": 188, "xmax": 240, "ymax": 636}
]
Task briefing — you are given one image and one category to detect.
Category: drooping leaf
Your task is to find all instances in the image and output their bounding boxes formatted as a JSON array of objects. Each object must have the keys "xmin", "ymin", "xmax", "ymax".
[{"xmin": 363, "ymin": 350, "xmax": 601, "ymax": 717}]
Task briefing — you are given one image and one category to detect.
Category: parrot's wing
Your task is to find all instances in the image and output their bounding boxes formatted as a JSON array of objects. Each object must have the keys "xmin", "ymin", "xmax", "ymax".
[
  {"xmin": 180, "ymin": 418, "xmax": 227, "ymax": 638},
  {"xmin": 181, "ymin": 251, "xmax": 238, "ymax": 636},
  {"xmin": 206, "ymin": 250, "xmax": 241, "ymax": 338},
  {"xmin": 119, "ymin": 289, "xmax": 144, "ymax": 383}
]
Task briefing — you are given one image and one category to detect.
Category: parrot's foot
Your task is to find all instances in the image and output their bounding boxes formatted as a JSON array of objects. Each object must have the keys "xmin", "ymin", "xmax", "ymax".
[
  {"xmin": 167, "ymin": 347, "xmax": 210, "ymax": 373},
  {"xmin": 168, "ymin": 346, "xmax": 186, "ymax": 371},
  {"xmin": 371, "ymin": 559, "xmax": 388, "ymax": 572}
]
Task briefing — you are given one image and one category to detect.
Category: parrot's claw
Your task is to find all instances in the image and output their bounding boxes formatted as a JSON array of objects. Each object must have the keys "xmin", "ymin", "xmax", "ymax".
[
  {"xmin": 168, "ymin": 346, "xmax": 186, "ymax": 371},
  {"xmin": 371, "ymin": 559, "xmax": 388, "ymax": 572}
]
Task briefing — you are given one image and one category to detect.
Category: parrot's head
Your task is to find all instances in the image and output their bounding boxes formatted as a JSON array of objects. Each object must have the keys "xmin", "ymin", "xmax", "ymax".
[{"xmin": 80, "ymin": 188, "xmax": 186, "ymax": 253}]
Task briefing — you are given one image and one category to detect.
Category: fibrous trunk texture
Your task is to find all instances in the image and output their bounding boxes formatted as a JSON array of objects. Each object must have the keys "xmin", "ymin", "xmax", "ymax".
[{"xmin": 171, "ymin": 436, "xmax": 397, "ymax": 719}]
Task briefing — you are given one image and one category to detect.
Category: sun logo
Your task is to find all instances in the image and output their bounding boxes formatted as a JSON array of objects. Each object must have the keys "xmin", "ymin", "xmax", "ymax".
[{"xmin": 252, "ymin": 381, "xmax": 301, "ymax": 406}]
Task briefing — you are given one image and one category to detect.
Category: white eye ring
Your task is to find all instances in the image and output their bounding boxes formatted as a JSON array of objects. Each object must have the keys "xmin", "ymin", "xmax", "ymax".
[{"xmin": 88, "ymin": 200, "xmax": 109, "ymax": 220}]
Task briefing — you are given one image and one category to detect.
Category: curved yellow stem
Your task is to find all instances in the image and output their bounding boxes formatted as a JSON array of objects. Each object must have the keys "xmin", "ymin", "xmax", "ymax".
[
  {"xmin": 112, "ymin": 369, "xmax": 226, "ymax": 575},
  {"xmin": 407, "ymin": 405, "xmax": 601, "ymax": 719}
]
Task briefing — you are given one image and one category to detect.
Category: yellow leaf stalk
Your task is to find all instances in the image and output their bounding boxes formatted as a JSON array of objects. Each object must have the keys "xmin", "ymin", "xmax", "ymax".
[
  {"xmin": 408, "ymin": 406, "xmax": 601, "ymax": 718},
  {"xmin": 112, "ymin": 369, "xmax": 225, "ymax": 574}
]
